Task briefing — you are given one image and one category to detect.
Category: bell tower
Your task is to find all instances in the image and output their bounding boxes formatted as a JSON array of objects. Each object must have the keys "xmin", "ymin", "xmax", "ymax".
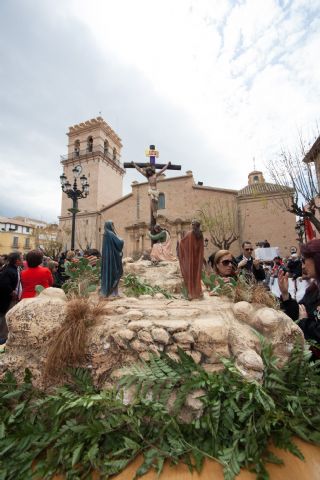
[
  {"xmin": 60, "ymin": 117, "xmax": 124, "ymax": 217},
  {"xmin": 248, "ymin": 170, "xmax": 265, "ymax": 185}
]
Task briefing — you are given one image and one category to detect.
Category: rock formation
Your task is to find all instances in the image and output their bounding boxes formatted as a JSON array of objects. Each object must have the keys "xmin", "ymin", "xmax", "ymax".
[
  {"xmin": 0, "ymin": 280, "xmax": 303, "ymax": 390},
  {"xmin": 123, "ymin": 259, "xmax": 182, "ymax": 293}
]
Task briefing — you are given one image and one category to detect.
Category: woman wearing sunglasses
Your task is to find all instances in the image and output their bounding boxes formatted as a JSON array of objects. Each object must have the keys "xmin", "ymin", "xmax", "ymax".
[
  {"xmin": 278, "ymin": 239, "xmax": 320, "ymax": 359},
  {"xmin": 212, "ymin": 250, "xmax": 237, "ymax": 279}
]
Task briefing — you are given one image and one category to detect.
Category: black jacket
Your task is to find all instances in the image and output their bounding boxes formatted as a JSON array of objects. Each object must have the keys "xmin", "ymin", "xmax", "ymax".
[
  {"xmin": 0, "ymin": 265, "xmax": 19, "ymax": 313},
  {"xmin": 235, "ymin": 255, "xmax": 265, "ymax": 282},
  {"xmin": 281, "ymin": 283, "xmax": 320, "ymax": 356},
  {"xmin": 287, "ymin": 258, "xmax": 302, "ymax": 279}
]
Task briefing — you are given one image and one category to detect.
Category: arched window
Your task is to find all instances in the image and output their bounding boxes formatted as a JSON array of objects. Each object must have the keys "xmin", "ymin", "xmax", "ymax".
[
  {"xmin": 74, "ymin": 139, "xmax": 80, "ymax": 157},
  {"xmin": 104, "ymin": 140, "xmax": 109, "ymax": 155},
  {"xmin": 253, "ymin": 175, "xmax": 259, "ymax": 183},
  {"xmin": 158, "ymin": 193, "xmax": 165, "ymax": 210},
  {"xmin": 87, "ymin": 136, "xmax": 93, "ymax": 152},
  {"xmin": 113, "ymin": 147, "xmax": 117, "ymax": 161}
]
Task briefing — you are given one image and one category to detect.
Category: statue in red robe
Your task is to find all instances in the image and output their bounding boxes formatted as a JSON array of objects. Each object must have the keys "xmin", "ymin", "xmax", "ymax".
[{"xmin": 178, "ymin": 220, "xmax": 204, "ymax": 300}]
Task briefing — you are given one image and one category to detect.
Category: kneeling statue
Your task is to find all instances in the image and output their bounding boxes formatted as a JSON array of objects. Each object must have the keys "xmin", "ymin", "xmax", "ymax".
[{"xmin": 148, "ymin": 225, "xmax": 176, "ymax": 262}]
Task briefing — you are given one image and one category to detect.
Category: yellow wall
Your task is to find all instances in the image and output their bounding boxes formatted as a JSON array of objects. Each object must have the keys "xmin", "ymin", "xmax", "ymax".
[{"xmin": 0, "ymin": 232, "xmax": 35, "ymax": 256}]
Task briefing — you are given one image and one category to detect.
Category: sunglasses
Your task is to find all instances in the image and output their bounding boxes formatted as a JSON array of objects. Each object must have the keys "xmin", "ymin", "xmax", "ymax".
[
  {"xmin": 220, "ymin": 259, "xmax": 233, "ymax": 266},
  {"xmin": 244, "ymin": 248, "xmax": 253, "ymax": 252}
]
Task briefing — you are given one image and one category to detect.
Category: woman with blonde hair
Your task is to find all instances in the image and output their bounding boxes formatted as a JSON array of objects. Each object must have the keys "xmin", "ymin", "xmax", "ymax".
[
  {"xmin": 212, "ymin": 250, "xmax": 237, "ymax": 279},
  {"xmin": 65, "ymin": 250, "xmax": 75, "ymax": 261},
  {"xmin": 48, "ymin": 260, "xmax": 62, "ymax": 288}
]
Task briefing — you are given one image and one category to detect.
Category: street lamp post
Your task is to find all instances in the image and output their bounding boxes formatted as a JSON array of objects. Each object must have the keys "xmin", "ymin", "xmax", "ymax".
[
  {"xmin": 60, "ymin": 166, "xmax": 89, "ymax": 250},
  {"xmin": 295, "ymin": 218, "xmax": 305, "ymax": 244}
]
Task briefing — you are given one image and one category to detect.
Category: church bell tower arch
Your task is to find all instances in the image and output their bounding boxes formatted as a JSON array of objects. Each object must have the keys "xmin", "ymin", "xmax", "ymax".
[{"xmin": 60, "ymin": 117, "xmax": 124, "ymax": 217}]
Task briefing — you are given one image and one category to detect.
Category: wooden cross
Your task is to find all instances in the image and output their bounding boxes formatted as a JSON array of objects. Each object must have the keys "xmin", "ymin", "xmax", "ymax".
[{"xmin": 124, "ymin": 145, "xmax": 181, "ymax": 234}]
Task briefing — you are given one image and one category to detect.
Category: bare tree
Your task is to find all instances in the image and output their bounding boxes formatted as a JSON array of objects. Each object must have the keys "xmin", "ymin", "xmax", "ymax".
[
  {"xmin": 33, "ymin": 224, "xmax": 63, "ymax": 258},
  {"xmin": 197, "ymin": 200, "xmax": 240, "ymax": 250},
  {"xmin": 267, "ymin": 132, "xmax": 320, "ymax": 232}
]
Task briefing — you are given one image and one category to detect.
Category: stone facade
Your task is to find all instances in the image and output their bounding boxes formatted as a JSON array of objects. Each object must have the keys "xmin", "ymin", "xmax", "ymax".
[
  {"xmin": 59, "ymin": 118, "xmax": 124, "ymax": 247},
  {"xmin": 237, "ymin": 175, "xmax": 298, "ymax": 255},
  {"xmin": 59, "ymin": 117, "xmax": 298, "ymax": 257}
]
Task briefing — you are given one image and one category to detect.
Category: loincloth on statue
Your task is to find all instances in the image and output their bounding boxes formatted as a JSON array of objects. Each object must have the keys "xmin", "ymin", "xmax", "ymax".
[{"xmin": 148, "ymin": 187, "xmax": 159, "ymax": 201}]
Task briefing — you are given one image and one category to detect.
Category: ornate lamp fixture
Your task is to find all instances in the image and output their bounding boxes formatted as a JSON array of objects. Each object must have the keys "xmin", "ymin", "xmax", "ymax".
[{"xmin": 60, "ymin": 165, "xmax": 89, "ymax": 250}]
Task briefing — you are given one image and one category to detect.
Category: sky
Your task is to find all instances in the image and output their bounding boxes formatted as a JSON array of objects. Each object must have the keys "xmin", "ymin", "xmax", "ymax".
[{"xmin": 0, "ymin": 0, "xmax": 319, "ymax": 222}]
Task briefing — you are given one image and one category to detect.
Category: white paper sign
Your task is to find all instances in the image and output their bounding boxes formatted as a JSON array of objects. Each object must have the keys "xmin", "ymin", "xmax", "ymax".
[{"xmin": 254, "ymin": 247, "xmax": 280, "ymax": 261}]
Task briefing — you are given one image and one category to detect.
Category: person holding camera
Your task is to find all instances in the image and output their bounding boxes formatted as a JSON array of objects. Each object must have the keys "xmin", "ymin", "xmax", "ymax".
[
  {"xmin": 235, "ymin": 241, "xmax": 265, "ymax": 283},
  {"xmin": 278, "ymin": 239, "xmax": 320, "ymax": 359},
  {"xmin": 287, "ymin": 247, "xmax": 302, "ymax": 280}
]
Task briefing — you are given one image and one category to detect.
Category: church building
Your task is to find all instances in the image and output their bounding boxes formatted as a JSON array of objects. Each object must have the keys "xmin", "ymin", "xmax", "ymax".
[{"xmin": 59, "ymin": 117, "xmax": 298, "ymax": 257}]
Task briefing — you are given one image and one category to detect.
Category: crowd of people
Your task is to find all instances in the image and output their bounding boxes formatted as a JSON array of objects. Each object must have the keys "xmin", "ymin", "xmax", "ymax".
[
  {"xmin": 206, "ymin": 243, "xmax": 306, "ymax": 293},
  {"xmin": 206, "ymin": 239, "xmax": 320, "ymax": 358},
  {"xmin": 0, "ymin": 247, "xmax": 102, "ymax": 344},
  {"xmin": 0, "ymin": 220, "xmax": 125, "ymax": 345}
]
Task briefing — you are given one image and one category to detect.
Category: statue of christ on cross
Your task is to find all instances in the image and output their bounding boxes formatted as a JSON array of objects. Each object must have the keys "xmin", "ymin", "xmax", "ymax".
[
  {"xmin": 123, "ymin": 145, "xmax": 181, "ymax": 237},
  {"xmin": 130, "ymin": 161, "xmax": 171, "ymax": 220}
]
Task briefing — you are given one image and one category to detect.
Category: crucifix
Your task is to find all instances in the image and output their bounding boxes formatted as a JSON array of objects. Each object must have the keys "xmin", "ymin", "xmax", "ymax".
[{"xmin": 124, "ymin": 144, "xmax": 181, "ymax": 234}]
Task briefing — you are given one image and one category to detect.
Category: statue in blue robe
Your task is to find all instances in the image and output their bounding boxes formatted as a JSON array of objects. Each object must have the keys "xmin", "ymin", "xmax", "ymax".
[{"xmin": 101, "ymin": 221, "xmax": 124, "ymax": 297}]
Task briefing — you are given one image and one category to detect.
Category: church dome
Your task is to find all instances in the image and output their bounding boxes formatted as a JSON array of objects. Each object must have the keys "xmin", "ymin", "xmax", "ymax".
[{"xmin": 238, "ymin": 171, "xmax": 293, "ymax": 197}]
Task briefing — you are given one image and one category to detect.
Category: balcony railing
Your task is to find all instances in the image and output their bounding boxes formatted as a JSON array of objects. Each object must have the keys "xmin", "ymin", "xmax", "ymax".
[{"xmin": 60, "ymin": 145, "xmax": 122, "ymax": 167}]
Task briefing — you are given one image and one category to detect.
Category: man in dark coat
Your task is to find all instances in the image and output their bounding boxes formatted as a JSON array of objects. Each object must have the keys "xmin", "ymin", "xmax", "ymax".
[
  {"xmin": 235, "ymin": 241, "xmax": 265, "ymax": 282},
  {"xmin": 287, "ymin": 247, "xmax": 302, "ymax": 280},
  {"xmin": 0, "ymin": 252, "xmax": 23, "ymax": 343},
  {"xmin": 178, "ymin": 220, "xmax": 204, "ymax": 300}
]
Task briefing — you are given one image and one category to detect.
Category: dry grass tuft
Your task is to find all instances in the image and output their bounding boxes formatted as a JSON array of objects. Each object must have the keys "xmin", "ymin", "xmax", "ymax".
[
  {"xmin": 233, "ymin": 277, "xmax": 279, "ymax": 309},
  {"xmin": 251, "ymin": 284, "xmax": 279, "ymax": 309},
  {"xmin": 233, "ymin": 282, "xmax": 251, "ymax": 303},
  {"xmin": 44, "ymin": 297, "xmax": 107, "ymax": 379}
]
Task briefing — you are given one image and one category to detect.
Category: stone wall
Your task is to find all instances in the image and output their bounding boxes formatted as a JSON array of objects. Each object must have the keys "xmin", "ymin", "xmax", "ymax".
[{"xmin": 238, "ymin": 195, "xmax": 298, "ymax": 257}]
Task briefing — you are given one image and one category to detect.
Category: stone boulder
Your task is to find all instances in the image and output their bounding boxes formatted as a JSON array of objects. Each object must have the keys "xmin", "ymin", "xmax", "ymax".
[
  {"xmin": 0, "ymin": 287, "xmax": 303, "ymax": 391},
  {"xmin": 2, "ymin": 288, "xmax": 68, "ymax": 385},
  {"xmin": 123, "ymin": 259, "xmax": 182, "ymax": 293}
]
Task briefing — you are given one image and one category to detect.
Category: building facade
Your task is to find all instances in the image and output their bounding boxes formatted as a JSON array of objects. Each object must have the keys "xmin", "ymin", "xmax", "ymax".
[
  {"xmin": 0, "ymin": 217, "xmax": 60, "ymax": 256},
  {"xmin": 60, "ymin": 117, "xmax": 124, "ymax": 217},
  {"xmin": 0, "ymin": 217, "xmax": 35, "ymax": 255},
  {"xmin": 303, "ymin": 135, "xmax": 320, "ymax": 185},
  {"xmin": 59, "ymin": 117, "xmax": 298, "ymax": 258},
  {"xmin": 303, "ymin": 135, "xmax": 320, "ymax": 237}
]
